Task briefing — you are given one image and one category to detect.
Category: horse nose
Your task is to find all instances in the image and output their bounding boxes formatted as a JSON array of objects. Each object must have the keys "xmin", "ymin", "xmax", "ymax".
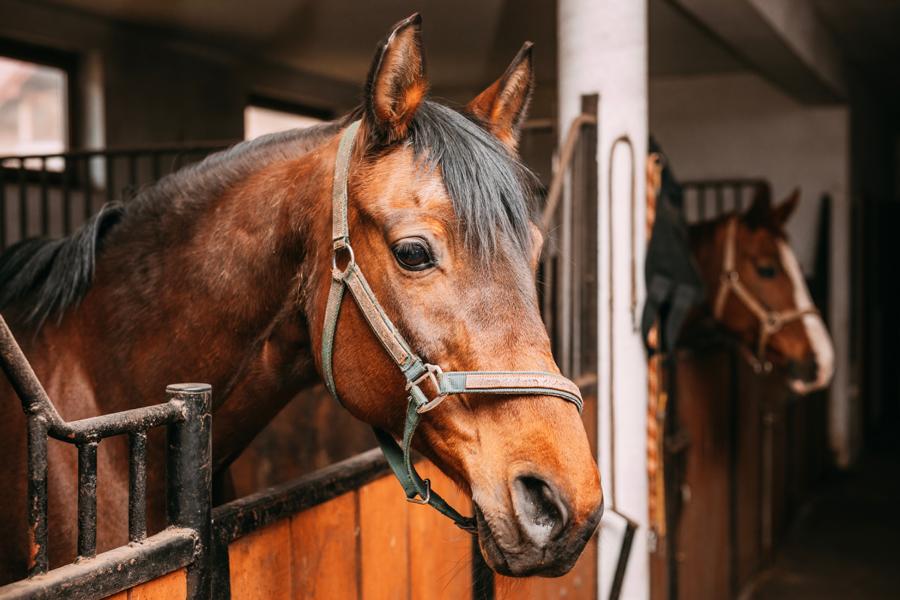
[
  {"xmin": 511, "ymin": 475, "xmax": 571, "ymax": 547},
  {"xmin": 791, "ymin": 352, "xmax": 818, "ymax": 382}
]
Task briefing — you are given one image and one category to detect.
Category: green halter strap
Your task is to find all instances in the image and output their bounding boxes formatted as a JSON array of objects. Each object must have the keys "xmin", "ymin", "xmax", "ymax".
[{"xmin": 321, "ymin": 120, "xmax": 584, "ymax": 532}]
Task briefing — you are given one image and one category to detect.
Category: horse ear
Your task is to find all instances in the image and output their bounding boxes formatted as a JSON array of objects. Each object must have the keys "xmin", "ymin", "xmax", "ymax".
[
  {"xmin": 466, "ymin": 42, "xmax": 535, "ymax": 152},
  {"xmin": 743, "ymin": 184, "xmax": 772, "ymax": 229},
  {"xmin": 364, "ymin": 14, "xmax": 427, "ymax": 144},
  {"xmin": 772, "ymin": 188, "xmax": 800, "ymax": 225}
]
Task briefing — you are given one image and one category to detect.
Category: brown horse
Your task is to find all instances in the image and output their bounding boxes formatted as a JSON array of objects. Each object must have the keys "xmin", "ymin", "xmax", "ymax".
[
  {"xmin": 0, "ymin": 15, "xmax": 602, "ymax": 582},
  {"xmin": 690, "ymin": 189, "xmax": 835, "ymax": 394}
]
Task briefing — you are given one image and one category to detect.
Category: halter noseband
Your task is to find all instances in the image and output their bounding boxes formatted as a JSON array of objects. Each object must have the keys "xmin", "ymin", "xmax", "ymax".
[
  {"xmin": 321, "ymin": 121, "xmax": 583, "ymax": 532},
  {"xmin": 713, "ymin": 217, "xmax": 817, "ymax": 373}
]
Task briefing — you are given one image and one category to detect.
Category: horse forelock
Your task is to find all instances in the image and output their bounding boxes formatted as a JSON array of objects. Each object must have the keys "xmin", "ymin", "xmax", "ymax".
[{"xmin": 404, "ymin": 101, "xmax": 537, "ymax": 263}]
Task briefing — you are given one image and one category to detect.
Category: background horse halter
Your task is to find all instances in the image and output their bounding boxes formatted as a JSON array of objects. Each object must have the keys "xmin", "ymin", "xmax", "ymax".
[
  {"xmin": 713, "ymin": 216, "xmax": 819, "ymax": 373},
  {"xmin": 321, "ymin": 120, "xmax": 584, "ymax": 531}
]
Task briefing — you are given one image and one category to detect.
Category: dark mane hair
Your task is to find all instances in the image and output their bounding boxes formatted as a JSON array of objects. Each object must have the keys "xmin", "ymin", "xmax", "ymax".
[
  {"xmin": 407, "ymin": 101, "xmax": 536, "ymax": 259},
  {"xmin": 0, "ymin": 101, "xmax": 536, "ymax": 328}
]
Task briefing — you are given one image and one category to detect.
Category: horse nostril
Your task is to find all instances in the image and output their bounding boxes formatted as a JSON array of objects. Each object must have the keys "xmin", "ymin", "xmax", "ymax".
[
  {"xmin": 512, "ymin": 475, "xmax": 571, "ymax": 547},
  {"xmin": 791, "ymin": 353, "xmax": 818, "ymax": 382}
]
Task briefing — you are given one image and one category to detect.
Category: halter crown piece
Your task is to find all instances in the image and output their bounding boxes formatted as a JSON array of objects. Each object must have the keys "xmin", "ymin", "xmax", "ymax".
[
  {"xmin": 321, "ymin": 121, "xmax": 584, "ymax": 532},
  {"xmin": 713, "ymin": 216, "xmax": 818, "ymax": 373}
]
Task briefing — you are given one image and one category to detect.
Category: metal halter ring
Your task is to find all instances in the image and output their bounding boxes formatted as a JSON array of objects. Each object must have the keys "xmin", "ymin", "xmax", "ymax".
[
  {"xmin": 765, "ymin": 313, "xmax": 783, "ymax": 332},
  {"xmin": 407, "ymin": 478, "xmax": 431, "ymax": 505},
  {"xmin": 408, "ymin": 364, "xmax": 447, "ymax": 414},
  {"xmin": 331, "ymin": 243, "xmax": 356, "ymax": 279}
]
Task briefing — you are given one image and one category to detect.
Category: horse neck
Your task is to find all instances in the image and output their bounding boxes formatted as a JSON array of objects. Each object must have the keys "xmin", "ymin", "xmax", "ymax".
[{"xmin": 74, "ymin": 134, "xmax": 337, "ymax": 419}]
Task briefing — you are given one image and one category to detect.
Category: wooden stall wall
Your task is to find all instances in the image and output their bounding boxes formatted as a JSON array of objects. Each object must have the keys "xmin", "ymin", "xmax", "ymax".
[
  {"xmin": 668, "ymin": 345, "xmax": 832, "ymax": 599},
  {"xmin": 224, "ymin": 461, "xmax": 472, "ymax": 600}
]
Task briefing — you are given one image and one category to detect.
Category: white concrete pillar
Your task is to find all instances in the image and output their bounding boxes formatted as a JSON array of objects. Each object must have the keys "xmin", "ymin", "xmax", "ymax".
[{"xmin": 559, "ymin": 1, "xmax": 649, "ymax": 598}]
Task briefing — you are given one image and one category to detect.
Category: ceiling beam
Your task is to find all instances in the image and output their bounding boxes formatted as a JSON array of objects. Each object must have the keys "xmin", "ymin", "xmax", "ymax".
[{"xmin": 669, "ymin": 0, "xmax": 848, "ymax": 103}]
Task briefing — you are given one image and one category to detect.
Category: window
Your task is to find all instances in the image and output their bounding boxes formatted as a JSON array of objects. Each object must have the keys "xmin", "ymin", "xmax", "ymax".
[
  {"xmin": 0, "ymin": 55, "xmax": 68, "ymax": 163},
  {"xmin": 244, "ymin": 97, "xmax": 330, "ymax": 141}
]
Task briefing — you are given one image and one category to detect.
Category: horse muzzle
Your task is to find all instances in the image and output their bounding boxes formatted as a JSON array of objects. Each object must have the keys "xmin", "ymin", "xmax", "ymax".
[{"xmin": 473, "ymin": 473, "xmax": 603, "ymax": 577}]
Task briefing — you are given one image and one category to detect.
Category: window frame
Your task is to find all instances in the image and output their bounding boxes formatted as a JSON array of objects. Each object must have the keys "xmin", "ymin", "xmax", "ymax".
[
  {"xmin": 244, "ymin": 94, "xmax": 334, "ymax": 139},
  {"xmin": 0, "ymin": 37, "xmax": 79, "ymax": 156}
]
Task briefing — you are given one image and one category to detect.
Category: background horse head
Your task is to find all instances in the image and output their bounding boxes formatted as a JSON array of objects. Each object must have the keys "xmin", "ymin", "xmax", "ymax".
[
  {"xmin": 691, "ymin": 188, "xmax": 835, "ymax": 394},
  {"xmin": 0, "ymin": 15, "xmax": 601, "ymax": 580}
]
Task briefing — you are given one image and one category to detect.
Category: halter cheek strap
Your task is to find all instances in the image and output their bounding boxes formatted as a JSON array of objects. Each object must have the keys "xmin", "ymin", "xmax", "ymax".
[
  {"xmin": 713, "ymin": 217, "xmax": 818, "ymax": 372},
  {"xmin": 321, "ymin": 121, "xmax": 583, "ymax": 532}
]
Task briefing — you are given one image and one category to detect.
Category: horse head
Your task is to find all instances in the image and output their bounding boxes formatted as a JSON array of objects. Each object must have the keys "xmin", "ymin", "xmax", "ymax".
[
  {"xmin": 306, "ymin": 15, "xmax": 602, "ymax": 576},
  {"xmin": 700, "ymin": 187, "xmax": 835, "ymax": 394}
]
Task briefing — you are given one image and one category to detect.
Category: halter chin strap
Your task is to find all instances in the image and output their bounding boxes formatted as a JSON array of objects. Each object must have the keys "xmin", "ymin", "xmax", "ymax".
[
  {"xmin": 713, "ymin": 217, "xmax": 817, "ymax": 373},
  {"xmin": 321, "ymin": 121, "xmax": 583, "ymax": 532}
]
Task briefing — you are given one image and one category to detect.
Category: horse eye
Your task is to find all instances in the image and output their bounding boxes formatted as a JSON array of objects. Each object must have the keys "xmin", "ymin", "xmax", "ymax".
[
  {"xmin": 756, "ymin": 264, "xmax": 777, "ymax": 279},
  {"xmin": 391, "ymin": 239, "xmax": 434, "ymax": 271}
]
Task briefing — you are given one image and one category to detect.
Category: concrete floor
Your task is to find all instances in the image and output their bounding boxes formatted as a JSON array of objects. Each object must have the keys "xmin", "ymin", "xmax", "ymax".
[{"xmin": 747, "ymin": 446, "xmax": 900, "ymax": 599}]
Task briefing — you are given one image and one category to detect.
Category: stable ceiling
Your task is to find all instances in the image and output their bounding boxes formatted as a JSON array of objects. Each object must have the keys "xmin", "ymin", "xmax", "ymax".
[{"xmin": 40, "ymin": 0, "xmax": 748, "ymax": 93}]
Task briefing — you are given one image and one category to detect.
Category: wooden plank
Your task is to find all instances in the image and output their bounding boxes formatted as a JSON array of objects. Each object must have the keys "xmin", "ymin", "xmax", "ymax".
[
  {"xmin": 734, "ymin": 359, "xmax": 763, "ymax": 588},
  {"xmin": 674, "ymin": 351, "xmax": 732, "ymax": 600},
  {"xmin": 359, "ymin": 475, "xmax": 409, "ymax": 600},
  {"xmin": 128, "ymin": 568, "xmax": 187, "ymax": 600},
  {"xmin": 290, "ymin": 491, "xmax": 359, "ymax": 600},
  {"xmin": 494, "ymin": 535, "xmax": 597, "ymax": 600},
  {"xmin": 408, "ymin": 461, "xmax": 472, "ymax": 599},
  {"xmin": 229, "ymin": 520, "xmax": 292, "ymax": 599},
  {"xmin": 102, "ymin": 592, "xmax": 128, "ymax": 600}
]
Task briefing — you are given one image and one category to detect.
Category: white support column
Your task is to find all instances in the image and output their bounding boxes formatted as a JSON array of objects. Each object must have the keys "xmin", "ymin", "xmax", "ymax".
[{"xmin": 559, "ymin": 1, "xmax": 649, "ymax": 598}]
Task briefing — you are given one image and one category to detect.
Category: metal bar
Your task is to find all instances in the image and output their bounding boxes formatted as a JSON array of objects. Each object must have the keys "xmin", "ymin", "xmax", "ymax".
[
  {"xmin": 0, "ymin": 162, "xmax": 6, "ymax": 248},
  {"xmin": 734, "ymin": 184, "xmax": 743, "ymax": 212},
  {"xmin": 151, "ymin": 152, "xmax": 161, "ymax": 182},
  {"xmin": 77, "ymin": 441, "xmax": 98, "ymax": 559},
  {"xmin": 26, "ymin": 415, "xmax": 49, "ymax": 576},
  {"xmin": 2, "ymin": 315, "xmax": 184, "ymax": 442},
  {"xmin": 105, "ymin": 155, "xmax": 115, "ymax": 204},
  {"xmin": 18, "ymin": 159, "xmax": 27, "ymax": 241},
  {"xmin": 539, "ymin": 113, "xmax": 598, "ymax": 232},
  {"xmin": 0, "ymin": 528, "xmax": 197, "ymax": 600},
  {"xmin": 40, "ymin": 158, "xmax": 49, "ymax": 236},
  {"xmin": 167, "ymin": 383, "xmax": 212, "ymax": 600},
  {"xmin": 0, "ymin": 141, "xmax": 229, "ymax": 161},
  {"xmin": 698, "ymin": 184, "xmax": 706, "ymax": 221},
  {"xmin": 128, "ymin": 431, "xmax": 148, "ymax": 542},
  {"xmin": 716, "ymin": 185, "xmax": 724, "ymax": 216},
  {"xmin": 82, "ymin": 155, "xmax": 92, "ymax": 220},
  {"xmin": 128, "ymin": 153, "xmax": 137, "ymax": 194},
  {"xmin": 608, "ymin": 511, "xmax": 639, "ymax": 600},
  {"xmin": 0, "ymin": 315, "xmax": 65, "ymax": 426},
  {"xmin": 62, "ymin": 157, "xmax": 72, "ymax": 235},
  {"xmin": 61, "ymin": 401, "xmax": 185, "ymax": 442}
]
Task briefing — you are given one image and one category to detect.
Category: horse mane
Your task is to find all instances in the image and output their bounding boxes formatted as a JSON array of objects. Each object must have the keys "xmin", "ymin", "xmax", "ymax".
[{"xmin": 0, "ymin": 101, "xmax": 536, "ymax": 329}]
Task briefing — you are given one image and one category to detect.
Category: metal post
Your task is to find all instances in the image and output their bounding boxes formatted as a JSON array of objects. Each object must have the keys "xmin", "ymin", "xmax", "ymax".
[
  {"xmin": 129, "ymin": 431, "xmax": 148, "ymax": 542},
  {"xmin": 18, "ymin": 160, "xmax": 27, "ymax": 242},
  {"xmin": 167, "ymin": 383, "xmax": 212, "ymax": 600},
  {"xmin": 77, "ymin": 440, "xmax": 99, "ymax": 558},
  {"xmin": 26, "ymin": 415, "xmax": 49, "ymax": 576},
  {"xmin": 0, "ymin": 161, "xmax": 6, "ymax": 248}
]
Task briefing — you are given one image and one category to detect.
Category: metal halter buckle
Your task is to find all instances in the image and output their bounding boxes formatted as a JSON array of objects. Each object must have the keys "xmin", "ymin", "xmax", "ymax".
[
  {"xmin": 407, "ymin": 478, "xmax": 431, "ymax": 505},
  {"xmin": 331, "ymin": 243, "xmax": 356, "ymax": 279},
  {"xmin": 408, "ymin": 364, "xmax": 447, "ymax": 414}
]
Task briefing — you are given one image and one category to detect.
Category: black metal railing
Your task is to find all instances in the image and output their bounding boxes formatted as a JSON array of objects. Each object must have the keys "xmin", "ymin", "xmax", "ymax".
[
  {"xmin": 0, "ymin": 143, "xmax": 230, "ymax": 250},
  {"xmin": 0, "ymin": 315, "xmax": 211, "ymax": 599},
  {"xmin": 680, "ymin": 178, "xmax": 769, "ymax": 223}
]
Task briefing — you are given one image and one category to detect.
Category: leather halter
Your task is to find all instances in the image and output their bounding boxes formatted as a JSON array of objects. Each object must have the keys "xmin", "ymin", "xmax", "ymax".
[
  {"xmin": 321, "ymin": 121, "xmax": 583, "ymax": 532},
  {"xmin": 713, "ymin": 217, "xmax": 817, "ymax": 373}
]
